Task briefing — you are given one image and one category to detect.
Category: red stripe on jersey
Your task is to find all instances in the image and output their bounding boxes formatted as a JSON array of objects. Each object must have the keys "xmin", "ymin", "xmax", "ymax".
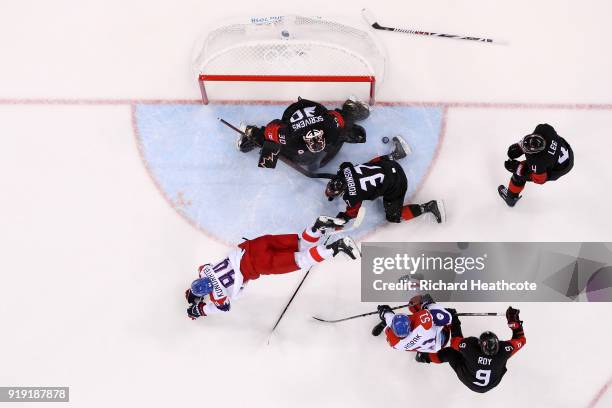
[
  {"xmin": 264, "ymin": 122, "xmax": 283, "ymax": 143},
  {"xmin": 508, "ymin": 180, "xmax": 525, "ymax": 194},
  {"xmin": 328, "ymin": 110, "xmax": 345, "ymax": 128},
  {"xmin": 410, "ymin": 310, "xmax": 433, "ymax": 330},
  {"xmin": 451, "ymin": 336, "xmax": 464, "ymax": 350},
  {"xmin": 210, "ymin": 292, "xmax": 227, "ymax": 306},
  {"xmin": 530, "ymin": 172, "xmax": 547, "ymax": 184},
  {"xmin": 508, "ymin": 336, "xmax": 526, "ymax": 357},
  {"xmin": 385, "ymin": 327, "xmax": 402, "ymax": 348},
  {"xmin": 309, "ymin": 246, "xmax": 325, "ymax": 263},
  {"xmin": 301, "ymin": 229, "xmax": 319, "ymax": 243},
  {"xmin": 429, "ymin": 353, "xmax": 442, "ymax": 364},
  {"xmin": 345, "ymin": 202, "xmax": 361, "ymax": 218}
]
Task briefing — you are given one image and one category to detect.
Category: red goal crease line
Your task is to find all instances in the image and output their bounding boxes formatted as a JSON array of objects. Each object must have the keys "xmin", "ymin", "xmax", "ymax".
[
  {"xmin": 198, "ymin": 74, "xmax": 377, "ymax": 105},
  {"xmin": 0, "ymin": 97, "xmax": 611, "ymax": 111}
]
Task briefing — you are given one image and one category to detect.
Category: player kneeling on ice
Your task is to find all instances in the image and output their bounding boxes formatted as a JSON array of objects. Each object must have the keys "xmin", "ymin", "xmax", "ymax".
[
  {"xmin": 184, "ymin": 217, "xmax": 359, "ymax": 319},
  {"xmin": 498, "ymin": 123, "xmax": 574, "ymax": 207},
  {"xmin": 415, "ymin": 307, "xmax": 526, "ymax": 393},
  {"xmin": 237, "ymin": 97, "xmax": 370, "ymax": 169},
  {"xmin": 325, "ymin": 137, "xmax": 444, "ymax": 225},
  {"xmin": 371, "ymin": 294, "xmax": 452, "ymax": 353}
]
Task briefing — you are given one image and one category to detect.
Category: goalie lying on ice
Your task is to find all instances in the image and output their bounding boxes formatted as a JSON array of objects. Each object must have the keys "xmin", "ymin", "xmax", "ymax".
[
  {"xmin": 185, "ymin": 216, "xmax": 359, "ymax": 319},
  {"xmin": 236, "ymin": 97, "xmax": 370, "ymax": 169}
]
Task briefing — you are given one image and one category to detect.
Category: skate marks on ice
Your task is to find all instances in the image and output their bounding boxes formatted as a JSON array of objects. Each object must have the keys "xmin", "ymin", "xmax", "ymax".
[{"xmin": 134, "ymin": 103, "xmax": 443, "ymax": 244}]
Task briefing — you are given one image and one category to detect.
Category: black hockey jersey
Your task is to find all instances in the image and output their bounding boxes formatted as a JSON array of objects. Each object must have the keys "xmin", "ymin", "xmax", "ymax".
[
  {"xmin": 451, "ymin": 336, "xmax": 524, "ymax": 393},
  {"xmin": 263, "ymin": 99, "xmax": 345, "ymax": 163},
  {"xmin": 511, "ymin": 123, "xmax": 573, "ymax": 183},
  {"xmin": 337, "ymin": 158, "xmax": 407, "ymax": 215}
]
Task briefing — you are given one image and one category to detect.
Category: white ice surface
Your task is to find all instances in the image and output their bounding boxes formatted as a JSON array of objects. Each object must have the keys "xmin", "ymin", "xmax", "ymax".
[{"xmin": 1, "ymin": 1, "xmax": 611, "ymax": 407}]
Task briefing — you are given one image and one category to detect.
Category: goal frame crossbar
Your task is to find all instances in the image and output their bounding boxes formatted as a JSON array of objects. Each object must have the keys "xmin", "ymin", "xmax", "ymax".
[{"xmin": 198, "ymin": 74, "xmax": 376, "ymax": 105}]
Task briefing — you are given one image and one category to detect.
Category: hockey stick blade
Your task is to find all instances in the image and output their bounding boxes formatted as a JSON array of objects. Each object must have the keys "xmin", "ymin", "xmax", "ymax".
[{"xmin": 361, "ymin": 8, "xmax": 378, "ymax": 27}]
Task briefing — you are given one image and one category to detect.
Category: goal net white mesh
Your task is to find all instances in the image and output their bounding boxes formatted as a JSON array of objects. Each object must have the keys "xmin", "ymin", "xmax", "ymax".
[{"xmin": 193, "ymin": 15, "xmax": 386, "ymax": 104}]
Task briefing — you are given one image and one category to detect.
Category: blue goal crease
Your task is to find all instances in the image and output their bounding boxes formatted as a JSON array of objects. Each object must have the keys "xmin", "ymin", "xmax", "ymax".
[{"xmin": 135, "ymin": 103, "xmax": 443, "ymax": 244}]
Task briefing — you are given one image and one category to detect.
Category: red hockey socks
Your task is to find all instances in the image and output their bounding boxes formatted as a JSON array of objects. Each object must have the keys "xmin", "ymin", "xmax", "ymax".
[{"xmin": 401, "ymin": 204, "xmax": 424, "ymax": 221}]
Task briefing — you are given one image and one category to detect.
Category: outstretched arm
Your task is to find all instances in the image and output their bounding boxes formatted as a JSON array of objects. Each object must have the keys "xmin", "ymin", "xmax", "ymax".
[
  {"xmin": 337, "ymin": 201, "xmax": 361, "ymax": 222},
  {"xmin": 505, "ymin": 306, "xmax": 526, "ymax": 357}
]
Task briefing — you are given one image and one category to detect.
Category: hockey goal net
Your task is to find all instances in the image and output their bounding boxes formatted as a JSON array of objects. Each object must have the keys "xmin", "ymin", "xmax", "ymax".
[{"xmin": 193, "ymin": 15, "xmax": 386, "ymax": 104}]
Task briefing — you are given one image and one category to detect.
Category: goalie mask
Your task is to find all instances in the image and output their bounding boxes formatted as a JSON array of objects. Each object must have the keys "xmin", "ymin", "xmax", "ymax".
[
  {"xmin": 325, "ymin": 176, "xmax": 345, "ymax": 201},
  {"xmin": 520, "ymin": 133, "xmax": 546, "ymax": 154},
  {"xmin": 304, "ymin": 129, "xmax": 326, "ymax": 153}
]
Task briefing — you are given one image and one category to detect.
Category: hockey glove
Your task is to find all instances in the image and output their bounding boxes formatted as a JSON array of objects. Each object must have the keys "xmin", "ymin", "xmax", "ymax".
[
  {"xmin": 507, "ymin": 143, "xmax": 523, "ymax": 159},
  {"xmin": 504, "ymin": 159, "xmax": 520, "ymax": 173},
  {"xmin": 371, "ymin": 321, "xmax": 386, "ymax": 337},
  {"xmin": 377, "ymin": 305, "xmax": 394, "ymax": 322},
  {"xmin": 408, "ymin": 294, "xmax": 434, "ymax": 313},
  {"xmin": 415, "ymin": 352, "xmax": 431, "ymax": 364},
  {"xmin": 445, "ymin": 308, "xmax": 458, "ymax": 317},
  {"xmin": 185, "ymin": 289, "xmax": 201, "ymax": 305},
  {"xmin": 258, "ymin": 141, "xmax": 281, "ymax": 169},
  {"xmin": 506, "ymin": 306, "xmax": 522, "ymax": 329},
  {"xmin": 336, "ymin": 212, "xmax": 354, "ymax": 223},
  {"xmin": 187, "ymin": 301, "xmax": 206, "ymax": 320}
]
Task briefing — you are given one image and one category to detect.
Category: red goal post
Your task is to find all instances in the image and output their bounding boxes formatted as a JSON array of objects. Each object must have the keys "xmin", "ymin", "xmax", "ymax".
[
  {"xmin": 194, "ymin": 15, "xmax": 385, "ymax": 105},
  {"xmin": 198, "ymin": 74, "xmax": 376, "ymax": 105}
]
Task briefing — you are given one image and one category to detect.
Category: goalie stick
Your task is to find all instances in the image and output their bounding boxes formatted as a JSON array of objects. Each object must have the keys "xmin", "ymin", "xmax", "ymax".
[
  {"xmin": 313, "ymin": 304, "xmax": 500, "ymax": 323},
  {"xmin": 362, "ymin": 9, "xmax": 505, "ymax": 45},
  {"xmin": 218, "ymin": 118, "xmax": 336, "ymax": 179}
]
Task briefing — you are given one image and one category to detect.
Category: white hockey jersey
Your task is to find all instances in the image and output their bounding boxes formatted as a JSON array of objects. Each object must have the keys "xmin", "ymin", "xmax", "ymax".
[
  {"xmin": 199, "ymin": 248, "xmax": 246, "ymax": 315},
  {"xmin": 384, "ymin": 304, "xmax": 452, "ymax": 353}
]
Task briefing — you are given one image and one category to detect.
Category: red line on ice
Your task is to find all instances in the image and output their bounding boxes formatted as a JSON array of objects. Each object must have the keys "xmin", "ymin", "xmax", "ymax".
[
  {"xmin": 1, "ymin": 98, "xmax": 612, "ymax": 110},
  {"xmin": 587, "ymin": 376, "xmax": 612, "ymax": 408}
]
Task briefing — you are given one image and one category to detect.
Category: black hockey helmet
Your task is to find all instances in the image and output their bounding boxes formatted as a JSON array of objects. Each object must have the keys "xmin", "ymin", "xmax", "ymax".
[
  {"xmin": 520, "ymin": 133, "xmax": 546, "ymax": 154},
  {"xmin": 325, "ymin": 176, "xmax": 345, "ymax": 201},
  {"xmin": 479, "ymin": 331, "xmax": 500, "ymax": 356}
]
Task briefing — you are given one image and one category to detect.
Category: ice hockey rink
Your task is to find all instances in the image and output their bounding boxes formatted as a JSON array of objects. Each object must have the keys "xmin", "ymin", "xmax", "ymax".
[{"xmin": 1, "ymin": 1, "xmax": 612, "ymax": 407}]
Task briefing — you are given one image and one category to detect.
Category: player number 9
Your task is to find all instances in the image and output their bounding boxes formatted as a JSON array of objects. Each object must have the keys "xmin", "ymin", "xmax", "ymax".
[{"xmin": 473, "ymin": 369, "xmax": 491, "ymax": 387}]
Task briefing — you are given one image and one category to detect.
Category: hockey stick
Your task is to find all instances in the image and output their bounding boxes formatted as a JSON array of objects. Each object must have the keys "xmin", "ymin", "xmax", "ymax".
[
  {"xmin": 327, "ymin": 206, "xmax": 367, "ymax": 236},
  {"xmin": 218, "ymin": 118, "xmax": 336, "ymax": 179},
  {"xmin": 270, "ymin": 267, "xmax": 313, "ymax": 332},
  {"xmin": 362, "ymin": 9, "xmax": 505, "ymax": 45},
  {"xmin": 267, "ymin": 236, "xmax": 332, "ymax": 343},
  {"xmin": 313, "ymin": 305, "xmax": 501, "ymax": 324}
]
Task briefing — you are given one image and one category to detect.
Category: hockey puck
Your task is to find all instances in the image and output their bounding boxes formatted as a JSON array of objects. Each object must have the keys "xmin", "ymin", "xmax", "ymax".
[{"xmin": 382, "ymin": 136, "xmax": 389, "ymax": 144}]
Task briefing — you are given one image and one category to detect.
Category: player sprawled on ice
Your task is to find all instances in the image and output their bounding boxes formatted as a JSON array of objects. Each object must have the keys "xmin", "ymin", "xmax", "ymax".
[
  {"xmin": 237, "ymin": 97, "xmax": 370, "ymax": 169},
  {"xmin": 184, "ymin": 217, "xmax": 358, "ymax": 319},
  {"xmin": 415, "ymin": 307, "xmax": 526, "ymax": 393},
  {"xmin": 325, "ymin": 137, "xmax": 444, "ymax": 225},
  {"xmin": 371, "ymin": 294, "xmax": 452, "ymax": 353},
  {"xmin": 498, "ymin": 123, "xmax": 574, "ymax": 207}
]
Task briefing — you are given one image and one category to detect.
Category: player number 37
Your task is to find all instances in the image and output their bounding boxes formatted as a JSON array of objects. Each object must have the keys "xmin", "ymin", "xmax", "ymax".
[{"xmin": 473, "ymin": 369, "xmax": 491, "ymax": 387}]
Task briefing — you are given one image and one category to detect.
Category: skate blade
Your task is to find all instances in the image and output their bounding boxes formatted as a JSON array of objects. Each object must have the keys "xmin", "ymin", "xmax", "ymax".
[
  {"xmin": 436, "ymin": 199, "xmax": 446, "ymax": 223},
  {"xmin": 345, "ymin": 237, "xmax": 362, "ymax": 260}
]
